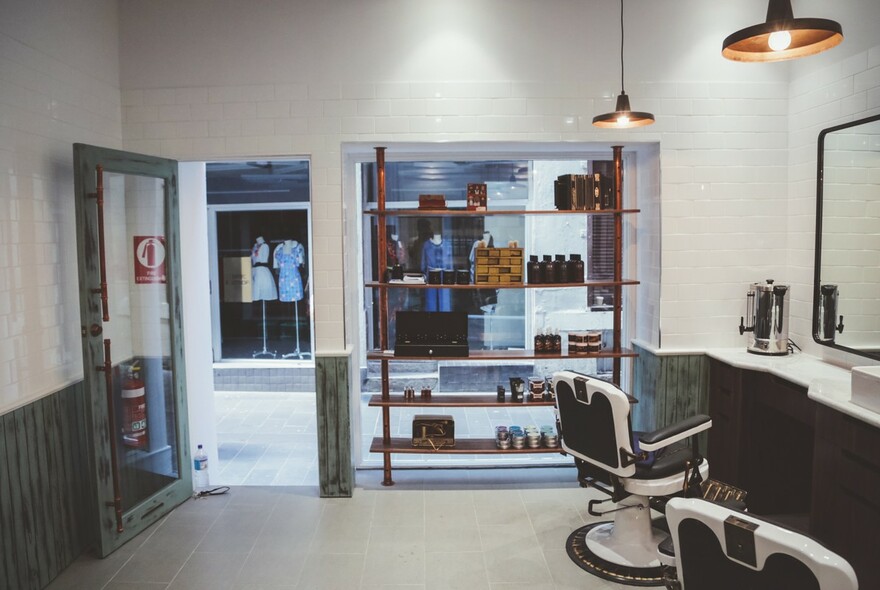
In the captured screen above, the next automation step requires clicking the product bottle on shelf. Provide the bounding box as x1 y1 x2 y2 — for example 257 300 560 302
540 255 552 283
193 444 209 489
553 255 566 283
527 255 543 284
570 254 585 283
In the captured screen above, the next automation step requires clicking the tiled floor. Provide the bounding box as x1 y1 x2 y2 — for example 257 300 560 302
47 468 634 590
215 391 319 486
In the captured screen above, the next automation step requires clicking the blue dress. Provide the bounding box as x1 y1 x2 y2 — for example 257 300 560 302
273 241 305 302
420 238 452 311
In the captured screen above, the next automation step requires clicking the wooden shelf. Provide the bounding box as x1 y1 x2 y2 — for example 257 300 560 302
368 394 555 408
367 347 637 362
365 279 639 290
363 208 640 217
370 437 564 455
367 145 632 486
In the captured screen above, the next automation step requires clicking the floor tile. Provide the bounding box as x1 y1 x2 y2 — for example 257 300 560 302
234 550 307 587
362 530 426 586
425 551 490 590
105 583 170 590
295 552 366 589
44 469 634 590
167 551 248 590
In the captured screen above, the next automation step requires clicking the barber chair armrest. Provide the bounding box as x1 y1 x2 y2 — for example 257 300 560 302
638 414 712 452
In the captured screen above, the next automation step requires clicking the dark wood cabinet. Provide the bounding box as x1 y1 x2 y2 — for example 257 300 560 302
740 371 815 517
707 360 816 516
707 358 746 485
812 404 880 590
708 358 879 589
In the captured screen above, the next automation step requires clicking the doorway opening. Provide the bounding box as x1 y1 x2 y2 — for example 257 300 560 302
205 160 318 485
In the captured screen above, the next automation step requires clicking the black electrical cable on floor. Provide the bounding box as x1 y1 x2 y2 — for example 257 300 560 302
193 486 230 499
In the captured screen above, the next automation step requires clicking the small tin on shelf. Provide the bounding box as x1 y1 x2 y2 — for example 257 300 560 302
528 376 546 402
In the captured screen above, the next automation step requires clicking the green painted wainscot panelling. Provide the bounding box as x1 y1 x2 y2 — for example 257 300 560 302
631 342 709 450
315 352 354 498
1 381 93 590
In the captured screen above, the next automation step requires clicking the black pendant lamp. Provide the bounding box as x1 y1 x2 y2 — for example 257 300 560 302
722 0 842 63
593 0 654 129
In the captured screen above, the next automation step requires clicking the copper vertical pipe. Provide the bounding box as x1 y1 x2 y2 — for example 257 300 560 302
97 339 124 533
375 147 394 485
612 146 624 385
376 147 388 354
90 165 110 321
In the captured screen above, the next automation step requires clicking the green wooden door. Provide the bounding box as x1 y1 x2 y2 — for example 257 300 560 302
73 144 192 557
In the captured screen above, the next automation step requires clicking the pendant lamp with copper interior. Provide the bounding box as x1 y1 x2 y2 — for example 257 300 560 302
722 0 842 63
593 0 654 129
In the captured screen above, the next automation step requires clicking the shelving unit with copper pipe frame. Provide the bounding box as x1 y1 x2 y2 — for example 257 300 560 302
368 146 634 486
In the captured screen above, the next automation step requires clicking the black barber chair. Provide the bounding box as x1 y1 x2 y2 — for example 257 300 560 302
660 497 858 590
553 370 712 586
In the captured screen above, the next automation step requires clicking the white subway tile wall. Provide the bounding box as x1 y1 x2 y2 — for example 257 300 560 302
0 2 122 413
117 48 880 356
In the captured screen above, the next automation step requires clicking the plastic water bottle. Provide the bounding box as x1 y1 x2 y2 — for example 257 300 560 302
193 444 209 489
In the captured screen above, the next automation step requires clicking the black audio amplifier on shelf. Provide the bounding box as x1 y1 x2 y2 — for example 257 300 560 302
394 311 469 357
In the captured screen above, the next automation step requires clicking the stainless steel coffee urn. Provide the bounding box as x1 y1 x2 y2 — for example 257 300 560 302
739 279 790 355
817 284 845 343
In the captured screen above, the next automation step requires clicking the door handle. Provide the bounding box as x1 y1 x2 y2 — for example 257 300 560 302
89 165 110 322
96 338 124 533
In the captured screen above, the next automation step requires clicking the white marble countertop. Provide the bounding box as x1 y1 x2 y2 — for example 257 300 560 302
705 348 879 429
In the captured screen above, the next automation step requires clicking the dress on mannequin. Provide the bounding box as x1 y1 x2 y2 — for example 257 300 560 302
274 239 305 302
386 227 407 343
251 236 277 358
469 231 498 312
386 228 406 269
251 237 278 301
421 233 452 312
273 239 309 359
468 231 494 282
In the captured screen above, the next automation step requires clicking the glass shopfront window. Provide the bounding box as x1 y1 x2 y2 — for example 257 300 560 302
207 161 312 361
354 150 631 468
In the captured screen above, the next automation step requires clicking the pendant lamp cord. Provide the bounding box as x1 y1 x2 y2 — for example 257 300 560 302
619 0 625 93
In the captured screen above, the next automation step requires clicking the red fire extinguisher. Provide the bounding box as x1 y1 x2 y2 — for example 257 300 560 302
121 362 148 448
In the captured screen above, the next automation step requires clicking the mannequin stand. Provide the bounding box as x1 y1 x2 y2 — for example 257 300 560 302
282 301 311 359
253 300 276 358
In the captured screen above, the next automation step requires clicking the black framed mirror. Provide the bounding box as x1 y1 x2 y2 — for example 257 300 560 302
813 113 880 359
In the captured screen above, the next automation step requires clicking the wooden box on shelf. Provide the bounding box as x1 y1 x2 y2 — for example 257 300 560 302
418 194 446 210
412 415 455 448
474 247 523 284
467 183 487 211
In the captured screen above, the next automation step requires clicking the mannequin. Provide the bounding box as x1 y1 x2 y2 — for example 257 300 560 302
386 225 406 268
468 231 494 282
421 231 452 311
469 230 498 316
251 236 278 358
274 239 309 359
385 226 407 342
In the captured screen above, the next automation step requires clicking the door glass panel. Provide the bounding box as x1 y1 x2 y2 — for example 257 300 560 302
104 172 179 511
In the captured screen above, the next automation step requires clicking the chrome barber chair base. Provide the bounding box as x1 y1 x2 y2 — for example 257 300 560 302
586 495 667 568
567 523 667 587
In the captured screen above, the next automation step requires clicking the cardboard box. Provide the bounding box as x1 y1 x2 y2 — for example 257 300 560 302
474 247 523 284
